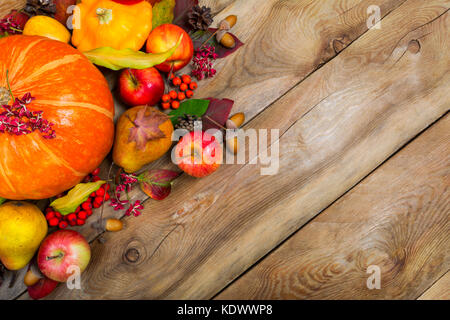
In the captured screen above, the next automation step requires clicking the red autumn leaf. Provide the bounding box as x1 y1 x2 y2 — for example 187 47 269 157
173 0 199 31
27 277 59 300
128 107 168 150
139 169 181 200
191 28 244 59
202 98 234 131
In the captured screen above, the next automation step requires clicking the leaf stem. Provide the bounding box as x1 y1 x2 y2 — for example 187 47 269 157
200 30 219 49
204 115 227 130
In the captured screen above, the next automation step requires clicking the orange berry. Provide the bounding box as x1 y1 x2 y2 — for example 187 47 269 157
169 90 178 99
171 101 180 109
189 82 198 90
181 74 191 84
162 102 171 109
178 92 186 101
169 73 175 80
180 83 188 92
161 94 170 103
172 77 182 86
186 90 194 98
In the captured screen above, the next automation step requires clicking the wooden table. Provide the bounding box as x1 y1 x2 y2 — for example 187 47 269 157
1 0 448 300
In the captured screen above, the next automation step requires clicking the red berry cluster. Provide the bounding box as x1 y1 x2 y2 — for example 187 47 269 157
83 167 101 183
44 168 111 229
161 74 198 110
45 184 111 229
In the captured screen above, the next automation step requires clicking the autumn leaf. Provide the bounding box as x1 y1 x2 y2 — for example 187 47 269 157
50 181 106 215
169 99 210 125
202 98 234 131
139 169 181 200
173 0 198 31
129 107 169 150
0 197 6 205
83 35 182 70
190 28 244 59
152 0 176 29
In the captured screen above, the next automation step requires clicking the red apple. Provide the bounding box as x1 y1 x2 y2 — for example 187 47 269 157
27 277 59 300
119 67 165 107
146 24 194 73
37 230 91 283
174 131 223 178
53 0 77 25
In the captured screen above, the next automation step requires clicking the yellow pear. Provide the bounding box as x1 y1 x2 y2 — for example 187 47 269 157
113 106 174 173
0 201 48 270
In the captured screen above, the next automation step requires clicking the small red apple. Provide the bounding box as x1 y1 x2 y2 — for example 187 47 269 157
53 0 77 25
27 277 59 300
119 67 165 107
146 24 194 73
174 131 223 178
37 230 91 283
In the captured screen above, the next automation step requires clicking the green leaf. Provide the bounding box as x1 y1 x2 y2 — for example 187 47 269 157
152 0 176 30
83 35 183 71
0 197 6 205
168 99 210 125
50 180 106 215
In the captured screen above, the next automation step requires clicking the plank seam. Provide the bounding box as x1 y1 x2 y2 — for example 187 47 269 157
416 269 450 299
211 111 449 300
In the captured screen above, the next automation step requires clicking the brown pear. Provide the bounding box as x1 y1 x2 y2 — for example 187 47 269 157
113 106 174 173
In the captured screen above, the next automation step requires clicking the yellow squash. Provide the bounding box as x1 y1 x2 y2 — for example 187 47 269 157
23 16 71 43
72 0 152 52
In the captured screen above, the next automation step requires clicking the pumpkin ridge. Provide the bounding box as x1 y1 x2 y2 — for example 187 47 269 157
12 54 84 88
34 100 114 120
9 38 47 81
28 135 86 177
0 139 17 193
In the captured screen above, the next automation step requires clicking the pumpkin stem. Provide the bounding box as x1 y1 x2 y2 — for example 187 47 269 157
96 8 113 25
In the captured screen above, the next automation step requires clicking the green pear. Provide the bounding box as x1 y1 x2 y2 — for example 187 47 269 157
0 201 48 270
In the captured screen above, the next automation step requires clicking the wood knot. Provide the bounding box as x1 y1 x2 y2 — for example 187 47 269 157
123 239 147 265
407 39 420 54
124 248 140 263
332 36 350 54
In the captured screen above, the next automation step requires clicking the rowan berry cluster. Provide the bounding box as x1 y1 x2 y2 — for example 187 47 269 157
161 74 198 109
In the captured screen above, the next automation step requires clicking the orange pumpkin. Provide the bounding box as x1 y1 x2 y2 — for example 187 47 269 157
0 35 114 200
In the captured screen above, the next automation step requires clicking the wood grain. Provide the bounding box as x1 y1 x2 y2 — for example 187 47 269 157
0 0 26 15
217 114 450 300
29 0 408 246
417 272 450 300
41 0 449 299
7 0 407 301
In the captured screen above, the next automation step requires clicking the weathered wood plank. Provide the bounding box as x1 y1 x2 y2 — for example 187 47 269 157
74 0 409 245
216 114 450 300
43 0 449 299
0 0 26 15
8 0 405 301
417 272 450 300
